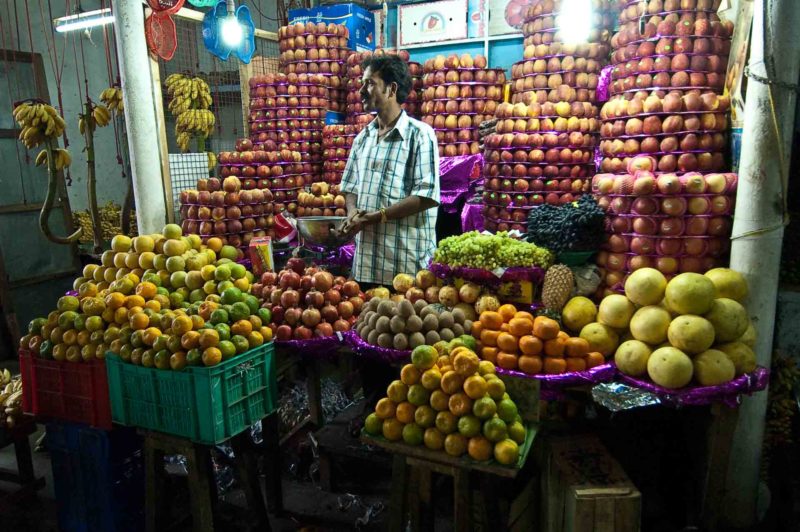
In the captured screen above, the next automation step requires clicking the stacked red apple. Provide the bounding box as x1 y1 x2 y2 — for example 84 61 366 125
252 258 364 341
247 73 327 178
296 181 347 218
512 0 617 106
278 22 350 112
592 156 737 296
598 90 730 174
480 100 595 230
178 175 276 249
420 54 505 157
345 49 424 132
608 0 731 98
321 124 361 185
217 144 307 216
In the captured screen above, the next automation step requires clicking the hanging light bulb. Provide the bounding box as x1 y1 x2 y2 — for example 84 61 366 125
54 8 114 33
220 0 243 47
556 0 593 44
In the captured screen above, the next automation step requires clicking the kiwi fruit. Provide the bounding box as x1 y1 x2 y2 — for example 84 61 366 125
367 329 380 345
420 306 436 319
377 300 395 317
452 308 466 324
390 316 406 334
368 313 380 329
376 316 391 334
393 333 409 350
367 298 381 312
406 315 424 333
439 328 455 342
425 330 441 345
377 333 393 348
451 323 464 337
438 311 455 330
398 299 415 319
463 320 473 334
409 332 426 349
423 313 439 332
413 299 428 314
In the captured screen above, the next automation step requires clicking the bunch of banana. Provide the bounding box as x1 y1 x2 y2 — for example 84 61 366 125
100 86 124 114
35 148 72 170
175 108 216 136
762 353 799 476
207 151 217 170
12 101 67 149
165 74 213 112
73 201 139 242
0 370 23 429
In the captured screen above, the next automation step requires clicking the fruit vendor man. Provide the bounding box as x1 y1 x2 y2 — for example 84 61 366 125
339 55 440 287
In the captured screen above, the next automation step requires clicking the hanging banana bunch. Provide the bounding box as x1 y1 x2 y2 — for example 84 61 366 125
12 100 81 244
164 73 216 152
207 151 217 170
100 86 124 114
12 101 67 149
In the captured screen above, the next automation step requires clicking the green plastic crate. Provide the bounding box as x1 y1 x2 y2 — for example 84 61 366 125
105 343 276 444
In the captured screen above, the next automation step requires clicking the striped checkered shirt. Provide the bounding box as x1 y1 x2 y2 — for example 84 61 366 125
340 111 440 285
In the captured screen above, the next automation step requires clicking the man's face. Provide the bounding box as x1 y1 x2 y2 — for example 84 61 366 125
360 67 394 113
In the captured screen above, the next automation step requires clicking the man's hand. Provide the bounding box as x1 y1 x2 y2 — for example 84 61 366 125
339 209 376 238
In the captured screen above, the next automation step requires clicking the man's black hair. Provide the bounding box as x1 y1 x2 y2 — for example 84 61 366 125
361 54 412 104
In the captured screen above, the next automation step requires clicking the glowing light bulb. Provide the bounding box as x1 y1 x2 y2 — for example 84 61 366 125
556 0 593 44
221 15 243 47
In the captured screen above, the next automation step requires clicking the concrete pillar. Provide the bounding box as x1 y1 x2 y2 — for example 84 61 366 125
111 0 168 234
724 0 800 526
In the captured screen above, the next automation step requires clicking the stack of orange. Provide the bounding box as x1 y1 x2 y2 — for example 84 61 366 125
472 304 605 375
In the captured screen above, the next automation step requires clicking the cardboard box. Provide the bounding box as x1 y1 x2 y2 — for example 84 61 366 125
289 3 376 51
541 435 641 532
325 111 346 125
398 0 469 46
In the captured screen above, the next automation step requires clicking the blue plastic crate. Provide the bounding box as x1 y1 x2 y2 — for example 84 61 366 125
46 422 144 532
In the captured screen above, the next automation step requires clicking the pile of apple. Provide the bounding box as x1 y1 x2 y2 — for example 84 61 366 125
247 73 327 171
346 49 424 128
512 0 617 106
321 124 359 185
277 22 351 112
296 182 347 218
251 258 364 341
179 174 275 248
420 54 505 157
216 142 307 217
598 91 730 174
609 0 732 97
592 156 737 295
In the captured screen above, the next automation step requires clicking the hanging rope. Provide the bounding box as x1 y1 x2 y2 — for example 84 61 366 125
0 15 29 203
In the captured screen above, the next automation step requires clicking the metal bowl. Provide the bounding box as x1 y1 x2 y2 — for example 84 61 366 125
296 216 352 249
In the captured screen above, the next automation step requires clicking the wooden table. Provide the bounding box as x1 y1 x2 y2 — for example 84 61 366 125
362 425 537 532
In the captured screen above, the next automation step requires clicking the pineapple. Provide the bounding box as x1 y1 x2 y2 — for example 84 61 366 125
541 264 574 312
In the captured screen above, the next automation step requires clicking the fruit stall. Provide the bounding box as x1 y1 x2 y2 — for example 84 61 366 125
0 0 798 531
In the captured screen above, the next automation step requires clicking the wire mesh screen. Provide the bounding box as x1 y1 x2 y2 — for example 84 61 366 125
157 17 280 221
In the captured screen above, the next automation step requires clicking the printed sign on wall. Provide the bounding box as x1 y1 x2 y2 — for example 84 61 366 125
398 0 469 46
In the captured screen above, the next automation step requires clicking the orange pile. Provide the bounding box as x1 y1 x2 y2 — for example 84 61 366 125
472 304 605 375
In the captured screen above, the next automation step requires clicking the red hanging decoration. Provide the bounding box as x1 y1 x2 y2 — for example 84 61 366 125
145 11 178 61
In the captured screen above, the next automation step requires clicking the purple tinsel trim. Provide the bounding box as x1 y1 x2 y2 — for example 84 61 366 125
66 290 78 297
496 362 616 391
344 330 411 364
617 366 770 408
461 202 485 233
439 154 484 213
597 65 613 103
274 334 346 359
428 262 546 286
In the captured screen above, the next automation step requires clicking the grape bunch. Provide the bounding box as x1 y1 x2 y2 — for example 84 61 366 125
526 195 606 254
434 231 554 270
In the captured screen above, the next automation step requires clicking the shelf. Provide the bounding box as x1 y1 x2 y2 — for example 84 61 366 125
400 33 522 50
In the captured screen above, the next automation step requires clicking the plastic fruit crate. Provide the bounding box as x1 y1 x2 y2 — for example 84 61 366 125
19 349 112 429
47 421 144 532
105 342 276 444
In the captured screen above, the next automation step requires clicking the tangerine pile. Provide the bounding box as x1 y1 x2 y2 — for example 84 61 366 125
364 339 526 466
472 304 606 375
20 224 272 369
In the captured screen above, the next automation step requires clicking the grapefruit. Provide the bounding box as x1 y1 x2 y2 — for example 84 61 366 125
597 294 636 329
647 347 693 389
629 306 671 345
703 298 749 342
704 268 748 302
493 439 520 466
561 296 598 333
579 322 619 356
665 273 716 315
624 268 667 306
716 342 757 376
614 340 652 377
693 349 735 386
667 315 715 354
737 323 757 348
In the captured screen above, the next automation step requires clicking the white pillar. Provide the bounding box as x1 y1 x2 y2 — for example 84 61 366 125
112 0 168 234
724 0 800 526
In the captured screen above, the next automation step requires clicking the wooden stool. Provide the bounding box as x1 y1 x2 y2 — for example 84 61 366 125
0 416 45 512
143 422 275 532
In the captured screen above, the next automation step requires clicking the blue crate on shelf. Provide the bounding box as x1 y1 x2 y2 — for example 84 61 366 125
46 422 144 532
